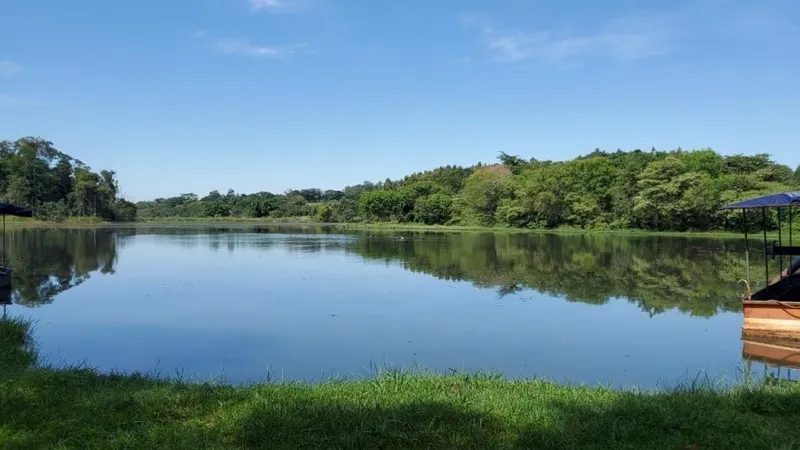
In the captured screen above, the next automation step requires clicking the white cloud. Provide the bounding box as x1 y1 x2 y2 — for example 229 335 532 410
0 61 22 78
460 13 670 64
214 38 307 57
461 1 795 65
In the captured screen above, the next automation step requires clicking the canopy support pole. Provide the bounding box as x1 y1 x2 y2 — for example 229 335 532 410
763 207 769 285
744 208 751 287
779 207 784 279
791 207 795 286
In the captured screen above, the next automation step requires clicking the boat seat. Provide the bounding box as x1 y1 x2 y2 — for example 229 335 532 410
767 245 800 257
751 273 800 301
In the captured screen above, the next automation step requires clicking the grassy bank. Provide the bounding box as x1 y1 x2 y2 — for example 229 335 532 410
139 216 318 224
3 216 111 227
7 216 796 239
331 222 771 238
134 218 769 238
2 317 800 449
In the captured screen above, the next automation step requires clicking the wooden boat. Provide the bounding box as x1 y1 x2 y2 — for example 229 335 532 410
0 202 33 288
721 192 800 341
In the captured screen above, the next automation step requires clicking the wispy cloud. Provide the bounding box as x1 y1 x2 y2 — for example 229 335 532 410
248 0 307 14
0 60 23 78
460 13 670 64
0 94 42 109
213 38 307 58
250 0 282 8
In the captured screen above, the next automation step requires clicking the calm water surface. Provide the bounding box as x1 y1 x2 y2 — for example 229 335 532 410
2 225 792 388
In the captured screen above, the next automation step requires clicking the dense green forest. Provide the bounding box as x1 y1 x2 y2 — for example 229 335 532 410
3 136 797 231
137 148 799 232
0 137 136 221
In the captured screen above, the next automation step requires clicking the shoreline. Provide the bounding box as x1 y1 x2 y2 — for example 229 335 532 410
2 217 778 239
1 317 799 449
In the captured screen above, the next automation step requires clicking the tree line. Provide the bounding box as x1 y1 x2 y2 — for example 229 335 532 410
4 136 795 231
0 137 136 221
138 147 799 232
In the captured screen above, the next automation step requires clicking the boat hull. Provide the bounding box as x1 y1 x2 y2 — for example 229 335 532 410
743 300 800 342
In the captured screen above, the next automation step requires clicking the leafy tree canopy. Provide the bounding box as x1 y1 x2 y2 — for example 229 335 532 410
0 137 136 222
131 145 798 232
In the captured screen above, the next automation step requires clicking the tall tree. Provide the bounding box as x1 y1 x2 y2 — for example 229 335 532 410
498 152 529 175
0 137 133 221
458 166 513 225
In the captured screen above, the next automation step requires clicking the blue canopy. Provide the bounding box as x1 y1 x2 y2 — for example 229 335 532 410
720 192 800 210
0 203 33 217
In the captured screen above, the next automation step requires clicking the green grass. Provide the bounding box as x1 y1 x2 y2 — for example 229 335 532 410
2 317 800 449
0 317 37 369
139 218 795 239
124 218 769 239
330 222 781 239
139 216 317 224
7 216 796 240
5 216 317 228
4 216 111 227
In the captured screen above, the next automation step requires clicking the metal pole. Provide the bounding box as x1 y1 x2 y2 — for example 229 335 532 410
743 209 751 286
763 207 769 285
778 207 784 278
2 214 5 267
791 207 795 286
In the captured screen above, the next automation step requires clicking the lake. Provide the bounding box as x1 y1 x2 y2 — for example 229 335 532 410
1 225 792 388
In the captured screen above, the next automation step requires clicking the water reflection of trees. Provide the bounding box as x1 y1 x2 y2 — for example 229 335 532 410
3 225 760 317
4 228 120 307
130 226 757 317
344 233 756 317
140 228 350 254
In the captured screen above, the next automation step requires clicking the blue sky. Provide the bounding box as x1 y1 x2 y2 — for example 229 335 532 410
1 0 798 201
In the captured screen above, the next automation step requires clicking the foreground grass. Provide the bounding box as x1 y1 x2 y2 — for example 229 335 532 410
2 318 800 449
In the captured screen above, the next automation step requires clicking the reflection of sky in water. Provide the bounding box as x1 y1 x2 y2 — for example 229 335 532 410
11 231 793 388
